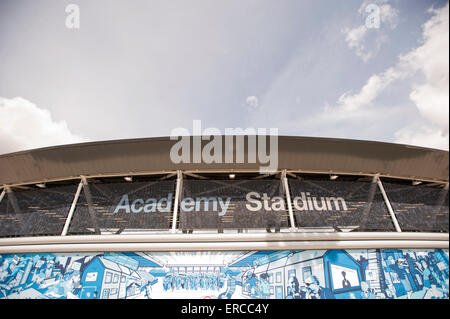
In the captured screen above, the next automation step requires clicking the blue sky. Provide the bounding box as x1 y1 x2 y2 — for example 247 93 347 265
0 0 448 154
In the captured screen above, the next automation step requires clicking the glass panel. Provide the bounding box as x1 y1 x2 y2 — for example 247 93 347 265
382 181 449 232
288 178 395 232
68 180 175 234
180 179 290 232
0 185 77 237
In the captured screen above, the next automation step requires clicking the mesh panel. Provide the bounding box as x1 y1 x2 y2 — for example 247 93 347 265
180 179 290 231
68 181 175 234
0 185 77 237
382 181 449 232
288 179 395 231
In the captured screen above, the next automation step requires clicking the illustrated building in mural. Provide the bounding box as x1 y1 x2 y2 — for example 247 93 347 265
0 136 448 299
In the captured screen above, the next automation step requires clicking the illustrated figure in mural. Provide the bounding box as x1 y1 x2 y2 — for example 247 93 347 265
358 255 369 276
412 261 425 289
387 256 413 299
359 281 376 299
218 268 241 299
212 274 219 291
304 275 335 299
419 259 440 290
420 259 434 288
163 274 172 291
341 271 351 288
259 273 270 299
218 274 236 299
140 281 153 299
405 254 423 290
199 273 205 289
286 276 305 299
244 271 259 298
195 273 201 290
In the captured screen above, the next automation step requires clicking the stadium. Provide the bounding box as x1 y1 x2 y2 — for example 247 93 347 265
0 136 448 299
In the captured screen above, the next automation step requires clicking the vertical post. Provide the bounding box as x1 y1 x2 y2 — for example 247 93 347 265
377 178 402 232
5 186 21 214
281 170 296 231
61 179 84 236
0 188 5 205
80 176 101 235
359 174 379 231
171 170 183 233
0 187 5 232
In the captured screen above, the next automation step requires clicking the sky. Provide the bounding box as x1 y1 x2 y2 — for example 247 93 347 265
0 0 448 155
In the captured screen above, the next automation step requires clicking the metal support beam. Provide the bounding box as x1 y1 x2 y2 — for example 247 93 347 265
171 170 183 233
80 176 101 235
61 180 84 236
377 178 402 232
5 186 21 215
359 174 379 231
281 170 296 231
0 188 5 205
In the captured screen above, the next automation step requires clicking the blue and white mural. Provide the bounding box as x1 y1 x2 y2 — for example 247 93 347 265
0 249 448 299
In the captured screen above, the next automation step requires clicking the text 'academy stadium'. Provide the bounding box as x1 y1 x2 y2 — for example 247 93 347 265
0 136 448 300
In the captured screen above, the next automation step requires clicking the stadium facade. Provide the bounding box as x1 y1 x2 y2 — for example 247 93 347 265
0 136 448 299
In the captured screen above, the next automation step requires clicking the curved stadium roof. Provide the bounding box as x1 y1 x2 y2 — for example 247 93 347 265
0 136 448 186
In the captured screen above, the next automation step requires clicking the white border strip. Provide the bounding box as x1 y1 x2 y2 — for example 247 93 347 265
1 232 448 246
0 239 447 254
0 232 447 253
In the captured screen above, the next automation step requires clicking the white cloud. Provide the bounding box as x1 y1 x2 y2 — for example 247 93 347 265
379 3 399 28
0 97 88 154
394 125 448 150
245 95 259 109
343 25 372 62
334 66 405 113
393 4 449 149
322 3 449 150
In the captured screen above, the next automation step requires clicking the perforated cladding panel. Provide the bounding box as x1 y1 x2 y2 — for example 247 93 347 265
288 179 396 231
382 182 449 232
180 179 290 230
0 185 77 237
68 180 176 234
